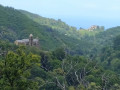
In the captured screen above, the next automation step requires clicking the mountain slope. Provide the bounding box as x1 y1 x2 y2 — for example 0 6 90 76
91 26 120 49
0 5 94 55
0 5 69 50
20 10 81 39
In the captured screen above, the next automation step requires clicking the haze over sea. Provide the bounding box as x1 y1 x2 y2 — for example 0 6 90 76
0 0 120 29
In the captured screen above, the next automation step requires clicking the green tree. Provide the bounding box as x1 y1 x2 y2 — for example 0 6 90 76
87 82 101 90
68 86 75 90
0 46 40 90
114 35 120 50
52 48 66 61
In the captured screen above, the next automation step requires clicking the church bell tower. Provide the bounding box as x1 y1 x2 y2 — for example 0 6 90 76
29 34 33 46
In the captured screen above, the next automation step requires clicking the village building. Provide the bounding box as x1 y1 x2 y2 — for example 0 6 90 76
14 34 39 47
88 25 99 31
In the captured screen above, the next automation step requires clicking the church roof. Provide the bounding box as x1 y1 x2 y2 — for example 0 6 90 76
22 39 29 42
33 39 38 42
15 40 24 43
16 39 38 43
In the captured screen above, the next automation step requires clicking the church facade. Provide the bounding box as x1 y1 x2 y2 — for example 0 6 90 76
14 34 39 47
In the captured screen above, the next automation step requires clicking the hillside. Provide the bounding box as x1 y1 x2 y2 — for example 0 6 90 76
19 10 110 56
0 5 69 50
0 5 95 55
83 26 120 48
20 10 81 39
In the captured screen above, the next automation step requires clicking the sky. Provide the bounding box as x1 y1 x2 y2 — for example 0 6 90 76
0 0 120 29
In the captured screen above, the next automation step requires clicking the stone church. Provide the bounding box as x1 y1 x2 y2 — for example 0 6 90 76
14 34 39 47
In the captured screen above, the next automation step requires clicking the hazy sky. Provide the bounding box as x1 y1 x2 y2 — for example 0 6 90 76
0 0 120 29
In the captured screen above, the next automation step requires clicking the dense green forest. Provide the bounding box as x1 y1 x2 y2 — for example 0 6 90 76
0 5 120 90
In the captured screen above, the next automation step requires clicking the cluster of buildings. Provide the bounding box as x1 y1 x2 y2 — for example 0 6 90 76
88 25 99 31
79 25 104 31
88 25 104 31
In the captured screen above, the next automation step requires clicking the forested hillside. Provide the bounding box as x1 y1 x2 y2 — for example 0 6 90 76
82 26 120 56
20 10 81 39
21 10 119 55
0 5 93 54
0 5 120 90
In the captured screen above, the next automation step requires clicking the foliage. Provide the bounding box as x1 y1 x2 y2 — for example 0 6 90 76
0 4 120 90
0 46 40 89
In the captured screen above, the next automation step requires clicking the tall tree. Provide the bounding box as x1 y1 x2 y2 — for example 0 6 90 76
0 46 41 90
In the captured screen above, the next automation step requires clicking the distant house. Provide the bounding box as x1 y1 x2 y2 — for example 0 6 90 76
88 25 104 31
88 25 99 31
14 34 39 47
